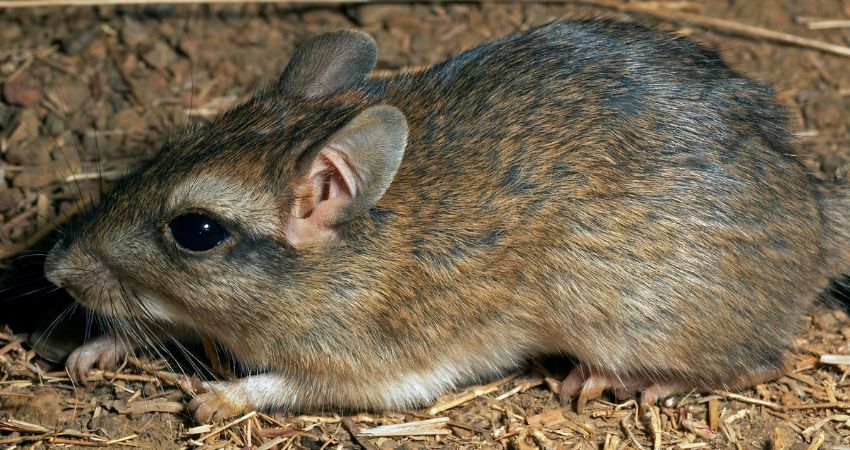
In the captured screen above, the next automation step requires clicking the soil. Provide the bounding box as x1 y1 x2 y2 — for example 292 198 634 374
1 1 850 449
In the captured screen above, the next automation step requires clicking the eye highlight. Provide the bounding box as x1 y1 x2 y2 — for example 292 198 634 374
167 213 230 252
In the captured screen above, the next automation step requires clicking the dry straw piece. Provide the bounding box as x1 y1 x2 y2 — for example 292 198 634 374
820 354 850 366
357 417 451 437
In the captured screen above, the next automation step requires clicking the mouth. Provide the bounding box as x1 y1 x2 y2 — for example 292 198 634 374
45 265 94 307
57 279 104 310
60 283 82 301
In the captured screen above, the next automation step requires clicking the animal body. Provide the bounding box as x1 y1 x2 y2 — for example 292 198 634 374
45 20 850 422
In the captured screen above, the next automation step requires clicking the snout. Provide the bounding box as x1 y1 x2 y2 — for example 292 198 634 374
44 243 69 288
44 241 89 301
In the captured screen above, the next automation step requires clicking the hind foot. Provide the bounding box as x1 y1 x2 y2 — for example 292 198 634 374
559 363 786 414
560 365 686 414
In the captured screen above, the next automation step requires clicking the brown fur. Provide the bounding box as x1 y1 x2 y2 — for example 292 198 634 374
45 20 849 420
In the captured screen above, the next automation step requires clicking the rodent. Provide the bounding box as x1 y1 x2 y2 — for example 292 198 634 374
43 19 850 422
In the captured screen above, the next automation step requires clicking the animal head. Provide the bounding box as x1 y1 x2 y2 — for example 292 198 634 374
44 30 407 340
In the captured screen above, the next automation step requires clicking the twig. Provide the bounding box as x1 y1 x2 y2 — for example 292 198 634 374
806 20 850 30
648 406 662 450
801 414 850 441
195 411 257 443
0 418 51 434
428 372 520 414
678 443 710 449
255 436 287 450
620 412 646 450
49 437 100 446
714 390 784 411
104 434 140 446
185 425 212 435
358 418 451 437
529 429 558 448
495 377 545 401
0 418 149 448
572 0 850 58
84 370 159 383
820 354 850 366
0 0 362 7
342 418 378 450
785 402 850 410
807 431 825 450
0 338 22 356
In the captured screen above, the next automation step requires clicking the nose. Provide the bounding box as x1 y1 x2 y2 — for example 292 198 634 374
44 243 68 288
44 244 87 301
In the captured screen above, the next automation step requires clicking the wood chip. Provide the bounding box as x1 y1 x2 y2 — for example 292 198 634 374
772 424 797 450
527 409 567 428
708 398 720 430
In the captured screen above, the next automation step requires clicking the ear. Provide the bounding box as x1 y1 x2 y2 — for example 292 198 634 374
286 105 407 248
279 30 377 98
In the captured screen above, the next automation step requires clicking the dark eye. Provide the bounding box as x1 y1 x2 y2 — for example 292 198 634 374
167 213 230 252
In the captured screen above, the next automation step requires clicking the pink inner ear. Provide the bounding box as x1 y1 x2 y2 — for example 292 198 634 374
314 147 358 197
292 148 358 223
286 149 358 248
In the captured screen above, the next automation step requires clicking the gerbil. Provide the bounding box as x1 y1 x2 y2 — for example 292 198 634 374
44 20 850 422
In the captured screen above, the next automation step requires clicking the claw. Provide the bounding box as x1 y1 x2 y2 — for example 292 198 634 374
65 333 129 383
576 373 609 413
187 381 251 423
559 365 658 414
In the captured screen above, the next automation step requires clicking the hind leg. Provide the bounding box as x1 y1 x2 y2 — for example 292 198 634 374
639 364 784 409
560 364 655 413
560 363 785 414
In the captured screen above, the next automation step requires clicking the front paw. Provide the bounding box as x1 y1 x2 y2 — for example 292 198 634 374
188 381 253 423
66 333 130 383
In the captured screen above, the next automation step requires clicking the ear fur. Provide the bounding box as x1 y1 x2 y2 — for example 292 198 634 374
286 105 407 248
279 30 377 98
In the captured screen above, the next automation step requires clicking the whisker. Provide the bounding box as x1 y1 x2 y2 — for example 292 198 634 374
124 285 215 381
0 284 59 304
41 57 95 216
31 301 78 350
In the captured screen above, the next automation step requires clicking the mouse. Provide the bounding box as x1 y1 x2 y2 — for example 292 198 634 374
43 19 849 422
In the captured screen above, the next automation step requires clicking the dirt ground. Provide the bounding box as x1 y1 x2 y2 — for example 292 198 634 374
2 0 850 448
